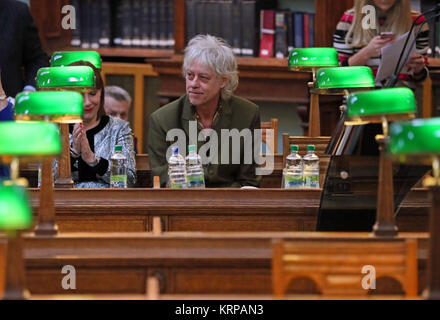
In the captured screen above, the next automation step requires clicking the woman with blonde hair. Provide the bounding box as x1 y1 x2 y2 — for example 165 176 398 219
333 0 430 86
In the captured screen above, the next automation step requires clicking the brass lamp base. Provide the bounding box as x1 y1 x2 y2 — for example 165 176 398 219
373 135 398 237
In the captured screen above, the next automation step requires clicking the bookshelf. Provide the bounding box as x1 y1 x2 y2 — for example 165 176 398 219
30 0 354 57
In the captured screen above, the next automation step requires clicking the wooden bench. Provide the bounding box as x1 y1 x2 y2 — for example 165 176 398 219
2 232 427 296
273 238 418 298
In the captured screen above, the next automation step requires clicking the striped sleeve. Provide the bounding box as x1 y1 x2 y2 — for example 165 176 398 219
333 9 356 65
412 11 430 55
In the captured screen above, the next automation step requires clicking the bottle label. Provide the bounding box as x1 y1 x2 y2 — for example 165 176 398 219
304 174 319 188
284 175 303 188
110 174 127 188
170 183 186 189
187 174 205 188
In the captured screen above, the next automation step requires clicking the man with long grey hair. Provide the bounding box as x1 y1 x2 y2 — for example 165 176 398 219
148 34 261 188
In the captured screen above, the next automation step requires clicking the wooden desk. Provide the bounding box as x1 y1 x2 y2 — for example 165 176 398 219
28 189 320 232
8 232 429 295
27 187 429 233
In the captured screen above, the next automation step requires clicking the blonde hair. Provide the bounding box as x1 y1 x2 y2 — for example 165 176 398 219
182 34 238 100
346 0 412 47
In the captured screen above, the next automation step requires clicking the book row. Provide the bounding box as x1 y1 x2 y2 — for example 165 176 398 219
70 0 174 49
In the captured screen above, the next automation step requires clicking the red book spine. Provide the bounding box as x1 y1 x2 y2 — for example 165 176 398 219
303 13 310 48
259 10 275 58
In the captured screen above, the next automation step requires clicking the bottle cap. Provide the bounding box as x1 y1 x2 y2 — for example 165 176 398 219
114 145 122 152
188 145 196 152
307 145 315 152
290 145 299 152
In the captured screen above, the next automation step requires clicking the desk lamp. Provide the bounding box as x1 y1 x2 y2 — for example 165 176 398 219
50 51 102 69
312 66 375 155
0 122 61 299
36 66 94 188
389 117 440 299
288 48 339 137
346 87 417 236
15 91 83 235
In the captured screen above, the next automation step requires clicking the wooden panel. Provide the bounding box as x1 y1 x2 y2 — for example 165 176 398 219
30 0 71 54
168 216 302 232
174 0 185 53
172 268 270 294
56 217 148 232
21 232 429 295
0 239 6 297
314 0 354 47
28 269 146 294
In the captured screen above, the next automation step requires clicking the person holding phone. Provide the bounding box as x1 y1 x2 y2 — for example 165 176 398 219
333 0 429 87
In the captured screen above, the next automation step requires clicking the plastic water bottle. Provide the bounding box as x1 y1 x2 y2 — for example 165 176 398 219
303 145 320 188
186 145 205 188
110 145 127 188
168 146 186 189
283 145 303 189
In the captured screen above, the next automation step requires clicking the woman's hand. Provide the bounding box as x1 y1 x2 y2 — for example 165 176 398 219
77 126 95 164
406 54 426 74
348 36 394 66
72 123 83 155
362 36 394 59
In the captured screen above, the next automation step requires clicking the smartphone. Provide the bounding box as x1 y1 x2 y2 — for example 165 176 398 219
380 32 395 40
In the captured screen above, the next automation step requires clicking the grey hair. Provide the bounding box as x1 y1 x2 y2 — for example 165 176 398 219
182 34 238 100
104 85 132 106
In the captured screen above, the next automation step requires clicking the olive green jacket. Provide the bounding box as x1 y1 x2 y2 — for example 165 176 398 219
148 94 261 188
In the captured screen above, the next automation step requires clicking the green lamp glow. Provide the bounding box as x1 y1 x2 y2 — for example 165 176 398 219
0 185 33 230
389 118 440 300
15 91 83 123
36 66 95 91
389 118 440 165
315 66 375 92
288 48 339 71
50 51 102 69
0 122 61 158
346 87 416 123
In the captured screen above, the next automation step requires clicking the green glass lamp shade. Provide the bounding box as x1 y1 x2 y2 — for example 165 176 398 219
50 51 102 69
346 87 416 123
0 122 61 159
288 48 339 71
36 66 95 91
389 118 440 163
15 91 83 123
315 66 374 90
0 184 33 230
